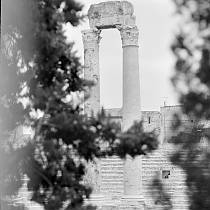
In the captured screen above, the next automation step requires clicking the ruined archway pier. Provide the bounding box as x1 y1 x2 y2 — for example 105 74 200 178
82 1 144 209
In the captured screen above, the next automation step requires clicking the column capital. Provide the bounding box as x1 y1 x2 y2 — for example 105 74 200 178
82 29 101 49
117 25 139 47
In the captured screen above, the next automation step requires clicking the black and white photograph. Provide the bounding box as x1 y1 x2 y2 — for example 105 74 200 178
1 0 210 209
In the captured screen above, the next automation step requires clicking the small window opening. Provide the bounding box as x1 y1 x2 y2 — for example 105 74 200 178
162 170 170 179
191 120 194 122
148 117 151 124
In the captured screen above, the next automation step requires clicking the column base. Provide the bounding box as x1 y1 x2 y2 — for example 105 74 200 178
119 195 145 210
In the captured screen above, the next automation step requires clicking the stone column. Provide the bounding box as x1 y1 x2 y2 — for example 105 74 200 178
119 25 144 209
82 29 101 116
82 29 105 207
120 26 141 130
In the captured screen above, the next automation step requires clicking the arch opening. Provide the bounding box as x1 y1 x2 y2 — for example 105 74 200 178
99 29 123 109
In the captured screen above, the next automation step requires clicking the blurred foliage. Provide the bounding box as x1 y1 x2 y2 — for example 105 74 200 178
151 178 172 210
171 0 210 120
0 1 158 210
168 0 210 209
151 0 210 209
170 125 210 210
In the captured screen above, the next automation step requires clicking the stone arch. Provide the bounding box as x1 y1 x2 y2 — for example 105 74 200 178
82 1 143 209
82 1 141 130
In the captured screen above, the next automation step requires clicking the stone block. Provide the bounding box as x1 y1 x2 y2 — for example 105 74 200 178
88 1 135 29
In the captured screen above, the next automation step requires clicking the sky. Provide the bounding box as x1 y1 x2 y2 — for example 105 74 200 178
66 0 180 111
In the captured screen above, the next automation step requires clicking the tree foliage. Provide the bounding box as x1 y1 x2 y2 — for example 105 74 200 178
169 0 210 209
0 1 157 209
171 0 210 119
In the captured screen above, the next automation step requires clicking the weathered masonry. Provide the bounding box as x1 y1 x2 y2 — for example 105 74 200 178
82 0 141 130
82 1 144 209
82 1 190 210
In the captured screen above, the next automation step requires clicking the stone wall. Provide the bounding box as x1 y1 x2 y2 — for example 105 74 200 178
106 105 191 210
141 106 190 209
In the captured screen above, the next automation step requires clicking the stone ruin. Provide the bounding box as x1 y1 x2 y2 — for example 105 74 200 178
82 1 190 210
82 1 141 131
2 2 192 210
82 1 144 209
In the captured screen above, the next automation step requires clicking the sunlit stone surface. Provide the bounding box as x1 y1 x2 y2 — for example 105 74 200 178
82 1 190 210
83 1 144 209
